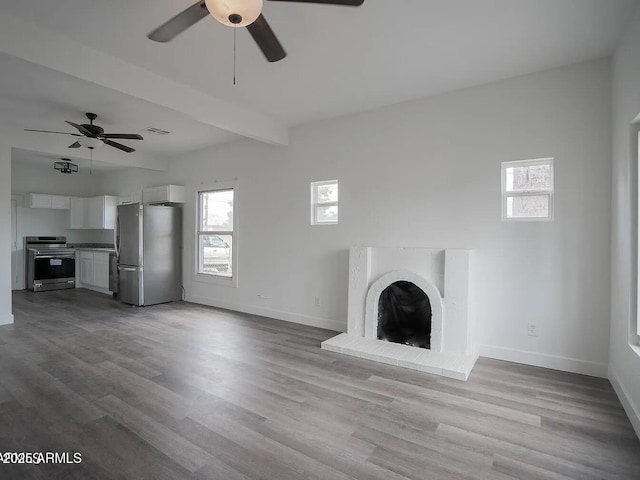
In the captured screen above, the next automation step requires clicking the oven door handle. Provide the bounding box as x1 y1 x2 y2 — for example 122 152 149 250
35 255 76 259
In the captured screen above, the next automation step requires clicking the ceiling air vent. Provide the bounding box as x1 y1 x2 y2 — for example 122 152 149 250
142 127 171 136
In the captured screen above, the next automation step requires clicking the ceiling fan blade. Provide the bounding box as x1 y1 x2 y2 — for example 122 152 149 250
101 134 144 140
267 0 364 5
246 14 287 63
68 141 81 149
65 121 94 137
103 139 135 153
148 1 210 43
24 129 80 136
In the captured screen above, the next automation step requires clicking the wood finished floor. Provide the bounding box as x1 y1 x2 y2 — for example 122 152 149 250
0 290 638 480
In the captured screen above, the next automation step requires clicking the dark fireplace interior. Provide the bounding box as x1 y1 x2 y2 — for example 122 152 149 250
377 281 431 349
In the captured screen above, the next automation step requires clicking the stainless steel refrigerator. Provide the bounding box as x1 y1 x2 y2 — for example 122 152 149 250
115 203 182 306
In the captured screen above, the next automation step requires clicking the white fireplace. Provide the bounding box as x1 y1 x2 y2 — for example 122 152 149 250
321 247 478 380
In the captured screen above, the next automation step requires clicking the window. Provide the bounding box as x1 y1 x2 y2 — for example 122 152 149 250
502 158 554 221
197 187 234 279
637 130 640 339
311 180 338 225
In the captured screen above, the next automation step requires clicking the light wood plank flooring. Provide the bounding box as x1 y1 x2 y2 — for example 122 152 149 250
0 289 638 479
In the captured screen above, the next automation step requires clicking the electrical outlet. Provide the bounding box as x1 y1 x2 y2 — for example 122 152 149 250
527 323 538 337
314 296 321 307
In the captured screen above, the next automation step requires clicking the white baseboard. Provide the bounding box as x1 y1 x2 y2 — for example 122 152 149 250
0 313 14 326
479 344 608 378
609 366 640 440
185 294 346 333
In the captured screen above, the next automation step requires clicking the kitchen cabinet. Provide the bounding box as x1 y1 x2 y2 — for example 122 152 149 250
76 250 111 293
78 251 94 286
69 195 117 229
93 252 110 289
70 197 87 229
142 185 185 204
26 193 70 209
118 191 142 205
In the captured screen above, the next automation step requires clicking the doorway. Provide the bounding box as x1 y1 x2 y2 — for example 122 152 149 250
10 195 21 290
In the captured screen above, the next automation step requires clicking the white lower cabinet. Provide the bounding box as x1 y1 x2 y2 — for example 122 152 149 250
79 251 94 286
76 251 111 294
93 253 110 289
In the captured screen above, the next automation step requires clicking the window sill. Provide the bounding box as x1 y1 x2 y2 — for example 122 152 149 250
630 344 640 360
192 272 238 288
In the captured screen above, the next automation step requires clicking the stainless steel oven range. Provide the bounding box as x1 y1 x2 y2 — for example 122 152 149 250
25 236 76 292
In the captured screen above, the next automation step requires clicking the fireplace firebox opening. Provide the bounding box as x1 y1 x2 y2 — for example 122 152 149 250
377 281 432 349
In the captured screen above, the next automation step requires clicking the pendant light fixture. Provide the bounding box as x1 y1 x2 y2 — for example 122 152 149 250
54 159 78 174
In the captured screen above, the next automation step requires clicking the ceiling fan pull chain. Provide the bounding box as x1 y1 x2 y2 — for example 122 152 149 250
233 26 237 86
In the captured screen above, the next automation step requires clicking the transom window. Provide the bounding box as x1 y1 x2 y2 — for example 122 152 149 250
502 158 554 221
197 188 234 278
311 180 338 225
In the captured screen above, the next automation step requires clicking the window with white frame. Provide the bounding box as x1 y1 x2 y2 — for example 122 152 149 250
502 158 554 220
636 131 640 339
311 180 338 225
197 188 234 278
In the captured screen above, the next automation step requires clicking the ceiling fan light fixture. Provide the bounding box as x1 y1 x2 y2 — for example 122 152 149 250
205 0 263 27
78 136 103 150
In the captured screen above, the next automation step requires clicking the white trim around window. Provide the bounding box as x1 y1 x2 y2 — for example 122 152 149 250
193 181 238 288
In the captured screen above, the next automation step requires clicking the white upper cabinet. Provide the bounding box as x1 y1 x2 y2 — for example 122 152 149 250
69 195 118 229
70 197 87 229
142 185 185 204
26 193 70 209
118 191 142 206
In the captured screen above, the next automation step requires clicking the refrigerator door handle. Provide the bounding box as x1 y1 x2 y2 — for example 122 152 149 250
118 266 137 272
114 215 120 258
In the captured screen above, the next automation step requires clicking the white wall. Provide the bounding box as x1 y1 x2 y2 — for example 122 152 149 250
99 58 614 376
0 140 12 324
609 5 640 438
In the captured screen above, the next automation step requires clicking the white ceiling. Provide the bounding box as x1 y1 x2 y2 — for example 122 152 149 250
0 52 240 157
12 148 129 174
0 0 636 172
0 0 635 127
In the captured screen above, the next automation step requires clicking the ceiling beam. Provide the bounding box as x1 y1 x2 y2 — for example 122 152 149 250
0 11 289 147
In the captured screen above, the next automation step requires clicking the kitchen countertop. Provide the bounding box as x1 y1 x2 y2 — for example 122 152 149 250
76 247 116 252
75 247 116 253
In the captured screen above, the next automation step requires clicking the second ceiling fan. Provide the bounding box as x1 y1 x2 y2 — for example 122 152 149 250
148 0 365 63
